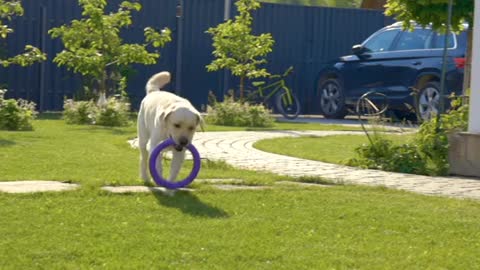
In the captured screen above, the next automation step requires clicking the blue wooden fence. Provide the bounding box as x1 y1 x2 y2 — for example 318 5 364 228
0 0 391 113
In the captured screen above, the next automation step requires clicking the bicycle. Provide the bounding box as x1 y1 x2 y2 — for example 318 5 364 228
247 66 301 119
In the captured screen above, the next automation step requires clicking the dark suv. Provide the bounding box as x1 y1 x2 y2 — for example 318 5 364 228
316 22 468 120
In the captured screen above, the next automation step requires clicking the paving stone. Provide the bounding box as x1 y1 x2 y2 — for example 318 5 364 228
276 181 332 188
101 186 192 195
212 184 271 191
195 178 244 184
0 181 79 193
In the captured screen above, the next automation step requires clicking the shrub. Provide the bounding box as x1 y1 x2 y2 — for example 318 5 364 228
0 89 37 131
347 135 426 174
95 97 130 126
63 99 96 125
63 97 130 126
205 92 274 127
414 95 468 175
347 94 469 176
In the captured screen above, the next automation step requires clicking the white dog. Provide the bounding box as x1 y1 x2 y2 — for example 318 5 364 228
137 71 203 185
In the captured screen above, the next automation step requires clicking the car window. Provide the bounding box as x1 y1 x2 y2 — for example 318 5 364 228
363 29 399 53
430 32 455 49
392 29 431 51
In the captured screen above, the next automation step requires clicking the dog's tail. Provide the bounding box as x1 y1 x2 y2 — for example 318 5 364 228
145 71 171 94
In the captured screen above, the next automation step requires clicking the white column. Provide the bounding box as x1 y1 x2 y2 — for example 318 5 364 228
469 0 480 133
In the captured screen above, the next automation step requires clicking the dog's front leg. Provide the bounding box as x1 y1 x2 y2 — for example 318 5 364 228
169 150 186 182
139 137 150 184
147 133 165 185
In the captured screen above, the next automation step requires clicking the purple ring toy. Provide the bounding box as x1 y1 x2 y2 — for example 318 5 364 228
148 138 201 189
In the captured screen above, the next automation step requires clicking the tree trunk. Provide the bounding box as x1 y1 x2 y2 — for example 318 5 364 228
239 75 245 100
96 72 108 107
360 0 386 10
463 28 473 97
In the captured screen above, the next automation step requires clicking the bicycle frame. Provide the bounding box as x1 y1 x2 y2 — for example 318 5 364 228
256 78 294 105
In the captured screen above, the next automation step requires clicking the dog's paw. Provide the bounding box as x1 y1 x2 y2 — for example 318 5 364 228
140 178 154 187
164 189 176 197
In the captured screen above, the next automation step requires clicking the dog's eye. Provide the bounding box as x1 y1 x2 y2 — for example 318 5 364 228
174 124 181 128
188 126 195 131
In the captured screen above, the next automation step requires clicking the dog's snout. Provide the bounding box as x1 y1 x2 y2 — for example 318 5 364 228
179 137 189 146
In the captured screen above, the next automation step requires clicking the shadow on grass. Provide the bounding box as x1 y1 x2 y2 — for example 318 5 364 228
37 112 63 120
68 126 131 135
152 189 229 218
0 139 16 147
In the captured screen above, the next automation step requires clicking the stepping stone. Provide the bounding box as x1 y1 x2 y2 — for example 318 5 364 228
276 181 333 187
196 178 244 184
101 186 192 195
212 184 271 191
0 181 79 193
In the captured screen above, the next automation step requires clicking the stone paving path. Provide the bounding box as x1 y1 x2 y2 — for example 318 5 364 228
191 131 480 200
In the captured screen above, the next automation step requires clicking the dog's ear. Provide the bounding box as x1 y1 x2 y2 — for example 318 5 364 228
161 105 176 123
196 112 205 132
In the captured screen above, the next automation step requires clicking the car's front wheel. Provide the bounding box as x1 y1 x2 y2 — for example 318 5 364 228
318 78 347 119
417 81 441 121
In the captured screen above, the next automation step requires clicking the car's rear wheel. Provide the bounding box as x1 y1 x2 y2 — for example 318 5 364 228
417 81 441 121
318 78 347 119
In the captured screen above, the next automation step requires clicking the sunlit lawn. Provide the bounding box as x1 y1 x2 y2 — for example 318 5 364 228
254 134 414 164
205 121 364 131
1 117 479 269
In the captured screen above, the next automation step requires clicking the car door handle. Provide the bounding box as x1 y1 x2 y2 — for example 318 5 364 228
412 61 422 66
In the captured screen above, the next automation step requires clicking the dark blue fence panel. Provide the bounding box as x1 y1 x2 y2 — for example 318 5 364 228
0 0 176 111
1 0 44 106
249 3 390 114
0 0 391 114
115 0 177 109
179 0 225 111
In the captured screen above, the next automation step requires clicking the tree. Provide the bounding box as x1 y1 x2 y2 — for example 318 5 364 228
49 0 171 100
206 0 274 99
385 0 474 91
0 0 46 67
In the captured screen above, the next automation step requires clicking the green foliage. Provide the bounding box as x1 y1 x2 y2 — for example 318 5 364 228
95 97 130 126
205 91 274 127
348 95 469 176
0 0 46 67
347 135 427 174
385 0 473 32
63 99 96 125
415 95 469 175
0 89 37 131
206 0 274 99
63 97 130 126
49 0 171 96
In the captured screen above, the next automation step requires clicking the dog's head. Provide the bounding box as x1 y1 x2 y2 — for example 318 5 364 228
163 104 204 151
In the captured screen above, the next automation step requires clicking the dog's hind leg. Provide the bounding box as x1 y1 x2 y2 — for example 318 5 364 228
168 150 186 182
138 135 150 183
137 113 151 183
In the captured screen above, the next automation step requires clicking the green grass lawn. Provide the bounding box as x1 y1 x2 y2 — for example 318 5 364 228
1 118 480 269
205 121 364 131
254 134 414 164
0 116 285 187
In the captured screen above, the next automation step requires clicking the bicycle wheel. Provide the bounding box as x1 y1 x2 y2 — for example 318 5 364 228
275 89 301 119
